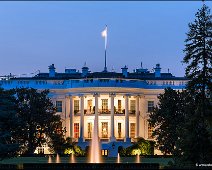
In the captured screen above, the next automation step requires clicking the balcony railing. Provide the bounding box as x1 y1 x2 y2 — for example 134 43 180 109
74 110 80 114
115 109 125 114
99 109 111 114
84 109 94 115
129 110 136 114
74 109 136 115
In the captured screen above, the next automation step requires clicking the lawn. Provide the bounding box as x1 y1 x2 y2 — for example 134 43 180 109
0 156 173 168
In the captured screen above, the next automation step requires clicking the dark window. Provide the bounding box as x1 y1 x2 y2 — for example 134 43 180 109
56 101 62 112
148 101 154 112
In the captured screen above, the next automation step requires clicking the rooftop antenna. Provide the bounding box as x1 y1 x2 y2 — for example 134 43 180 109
141 62 143 68
168 68 170 73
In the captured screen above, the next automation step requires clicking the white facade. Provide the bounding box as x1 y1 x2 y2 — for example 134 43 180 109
0 64 187 156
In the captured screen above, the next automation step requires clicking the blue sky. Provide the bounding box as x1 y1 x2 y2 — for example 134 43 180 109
0 1 211 77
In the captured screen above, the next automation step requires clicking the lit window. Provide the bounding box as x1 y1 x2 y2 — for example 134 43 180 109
74 100 80 114
148 124 154 139
148 101 154 112
87 100 92 113
118 123 122 138
74 123 79 138
101 122 108 138
56 101 62 112
118 100 122 113
101 149 108 156
101 99 108 113
88 122 92 138
130 123 135 138
130 100 136 114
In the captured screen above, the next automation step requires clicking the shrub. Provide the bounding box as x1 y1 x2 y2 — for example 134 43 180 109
119 137 154 156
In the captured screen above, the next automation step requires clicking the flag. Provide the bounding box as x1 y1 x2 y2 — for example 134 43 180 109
101 26 107 49
101 27 107 37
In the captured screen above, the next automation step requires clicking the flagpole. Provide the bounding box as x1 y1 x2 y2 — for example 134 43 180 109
104 49 107 72
104 25 107 72
102 25 107 72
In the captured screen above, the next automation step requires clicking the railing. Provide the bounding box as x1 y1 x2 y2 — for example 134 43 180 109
74 110 80 114
74 109 136 115
84 109 94 115
129 110 136 114
99 109 111 114
115 109 125 114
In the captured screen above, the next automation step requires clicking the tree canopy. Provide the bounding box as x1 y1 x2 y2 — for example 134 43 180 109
149 4 212 167
13 88 65 155
180 4 212 164
148 88 185 155
0 88 20 160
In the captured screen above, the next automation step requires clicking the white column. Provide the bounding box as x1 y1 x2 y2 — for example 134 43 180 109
135 95 140 138
70 95 73 140
79 95 84 142
125 95 130 142
110 93 116 141
140 95 146 138
65 95 70 138
94 93 99 137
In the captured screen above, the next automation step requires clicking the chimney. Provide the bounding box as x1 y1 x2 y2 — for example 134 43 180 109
154 63 161 78
82 62 89 77
48 64 56 77
121 65 128 77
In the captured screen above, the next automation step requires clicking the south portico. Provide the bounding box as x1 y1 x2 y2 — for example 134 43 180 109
50 87 163 156
64 92 144 143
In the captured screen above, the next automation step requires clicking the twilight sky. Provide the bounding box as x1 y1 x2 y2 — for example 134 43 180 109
0 1 211 77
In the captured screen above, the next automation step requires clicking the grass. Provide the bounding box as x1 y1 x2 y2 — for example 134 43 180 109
0 156 173 168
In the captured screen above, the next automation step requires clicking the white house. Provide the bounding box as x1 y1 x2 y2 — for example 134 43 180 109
0 63 187 156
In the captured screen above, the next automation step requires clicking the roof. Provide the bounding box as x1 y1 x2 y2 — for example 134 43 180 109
9 71 188 81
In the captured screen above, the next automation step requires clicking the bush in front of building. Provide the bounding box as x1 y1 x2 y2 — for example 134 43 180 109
64 145 85 156
119 138 154 156
63 138 85 156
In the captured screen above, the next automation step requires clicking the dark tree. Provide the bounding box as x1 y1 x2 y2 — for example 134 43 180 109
14 88 65 155
183 4 212 94
47 123 67 155
148 88 185 155
180 4 212 164
0 88 19 160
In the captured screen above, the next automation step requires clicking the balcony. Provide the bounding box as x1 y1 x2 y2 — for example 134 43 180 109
74 110 80 115
115 109 125 115
99 109 111 114
74 109 135 115
129 110 136 115
84 109 94 115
